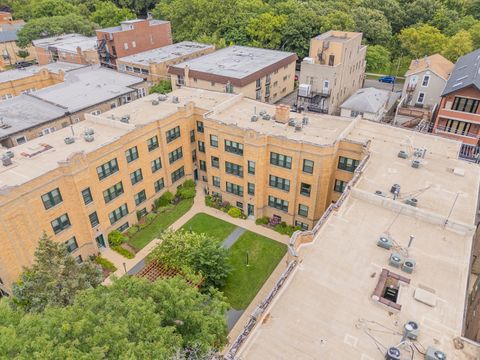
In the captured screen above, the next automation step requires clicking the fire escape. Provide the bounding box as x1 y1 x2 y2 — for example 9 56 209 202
97 38 112 68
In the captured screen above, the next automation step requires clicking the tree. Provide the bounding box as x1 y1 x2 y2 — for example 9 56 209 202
353 7 392 45
246 12 287 49
149 80 172 94
319 10 356 33
196 33 227 49
361 0 406 33
16 14 96 47
148 230 231 289
114 0 157 16
469 22 480 49
444 15 479 36
16 49 29 60
11 233 102 313
430 6 460 32
398 24 447 59
90 1 135 28
441 30 473 62
0 276 228 358
366 45 391 72
404 0 441 27
30 0 79 18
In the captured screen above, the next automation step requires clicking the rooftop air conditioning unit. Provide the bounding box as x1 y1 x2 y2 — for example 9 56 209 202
64 137 75 144
302 116 309 125
2 155 12 166
412 159 421 168
402 258 416 274
172 96 179 103
152 99 159 105
295 123 302 131
390 184 401 196
120 115 130 123
303 57 314 64
262 114 271 120
404 197 418 207
84 128 94 136
377 236 393 250
4 150 13 158
259 110 267 116
425 347 446 360
404 321 419 340
398 150 408 159
389 253 403 268
375 190 387 197
158 94 167 101
251 115 258 122
385 347 401 360
84 134 94 142
288 119 296 127
298 84 311 97
414 148 425 158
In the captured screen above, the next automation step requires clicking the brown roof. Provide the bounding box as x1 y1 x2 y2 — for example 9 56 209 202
136 260 200 287
405 54 454 80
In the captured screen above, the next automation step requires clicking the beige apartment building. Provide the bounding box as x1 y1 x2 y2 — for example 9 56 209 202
117 41 215 84
0 88 365 292
169 45 297 103
33 34 99 66
298 31 366 115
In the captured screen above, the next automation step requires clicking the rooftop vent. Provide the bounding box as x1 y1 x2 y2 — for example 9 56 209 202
84 128 94 136
402 259 416 274
2 155 12 167
377 236 393 250
64 137 75 145
294 122 302 132
288 119 296 127
120 115 130 123
262 113 271 120
375 190 387 197
390 184 401 196
398 150 408 159
152 99 159 105
251 115 258 122
4 151 13 159
389 253 403 268
84 134 94 142
403 321 419 340
404 197 418 207
412 159 421 169
385 347 401 360
302 116 309 125
259 110 267 116
158 94 167 101
172 96 179 103
425 346 446 360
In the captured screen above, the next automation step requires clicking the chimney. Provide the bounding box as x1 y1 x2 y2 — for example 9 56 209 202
184 65 190 87
275 104 290 124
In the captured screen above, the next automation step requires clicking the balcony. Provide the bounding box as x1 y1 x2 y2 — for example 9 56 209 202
459 143 480 162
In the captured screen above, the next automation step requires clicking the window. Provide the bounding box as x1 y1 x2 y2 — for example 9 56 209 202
225 140 243 155
248 182 255 195
151 158 162 173
133 67 141 73
137 208 147 217
303 159 314 174
154 178 165 192
270 152 292 169
168 147 183 164
198 141 205 153
134 190 147 205
226 83 234 93
130 169 143 185
103 182 124 203
65 236 78 253
171 166 185 183
445 119 472 136
300 183 311 197
15 136 27 145
91 110 101 115
226 182 243 196
41 188 62 209
147 136 159 151
248 160 255 175
268 196 288 212
81 188 93 205
210 134 218 147
298 204 308 217
295 221 309 230
166 126 181 143
334 179 347 193
132 40 136 48
211 156 219 168
123 42 128 50
117 222 129 232
109 203 128 225
338 156 359 172
97 158 119 180
269 175 290 191
199 160 207 171
417 92 425 104
125 146 139 163
256 89 262 100
256 79 261 89
225 161 243 177
197 121 204 133
177 75 185 85
126 65 133 72
452 97 479 113
190 130 195 143
192 149 197 162
51 214 71 234
75 255 83 264
89 211 99 227
212 176 220 187
422 75 430 87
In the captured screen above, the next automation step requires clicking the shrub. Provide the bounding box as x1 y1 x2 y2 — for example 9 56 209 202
94 256 117 272
268 216 281 227
205 195 215 207
255 216 269 225
127 225 139 236
227 207 242 218
273 223 301 237
146 213 157 224
108 230 126 246
182 179 195 188
177 186 196 199
154 191 174 208
111 245 135 259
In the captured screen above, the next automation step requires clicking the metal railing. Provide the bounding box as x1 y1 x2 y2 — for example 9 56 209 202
459 143 480 162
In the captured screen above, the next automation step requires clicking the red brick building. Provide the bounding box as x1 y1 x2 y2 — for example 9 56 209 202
433 49 480 147
96 19 172 68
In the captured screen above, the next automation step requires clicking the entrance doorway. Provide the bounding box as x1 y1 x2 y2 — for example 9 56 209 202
96 234 106 248
247 203 254 216
194 169 198 181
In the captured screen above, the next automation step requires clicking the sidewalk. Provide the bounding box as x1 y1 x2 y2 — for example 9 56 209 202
102 185 289 284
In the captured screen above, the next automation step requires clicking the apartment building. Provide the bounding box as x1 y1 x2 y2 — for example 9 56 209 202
168 45 297 103
0 62 83 100
117 41 215 84
96 19 172 67
298 31 366 115
33 34 99 65
0 65 147 147
433 48 480 147
0 22 36 70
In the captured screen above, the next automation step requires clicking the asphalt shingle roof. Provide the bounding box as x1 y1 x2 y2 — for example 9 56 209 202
442 49 480 96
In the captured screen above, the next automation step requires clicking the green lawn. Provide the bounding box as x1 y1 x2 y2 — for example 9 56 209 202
180 213 236 243
128 198 194 250
221 231 287 310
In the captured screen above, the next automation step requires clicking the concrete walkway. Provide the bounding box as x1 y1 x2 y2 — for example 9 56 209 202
102 185 289 285
222 227 246 249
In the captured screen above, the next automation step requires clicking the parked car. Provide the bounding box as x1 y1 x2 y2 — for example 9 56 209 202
378 75 396 84
14 61 34 69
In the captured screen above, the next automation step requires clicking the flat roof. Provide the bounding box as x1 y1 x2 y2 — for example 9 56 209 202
117 41 214 66
314 30 362 42
238 121 480 360
99 19 169 34
0 22 23 43
169 45 297 86
33 34 97 53
340 87 398 114
0 62 84 83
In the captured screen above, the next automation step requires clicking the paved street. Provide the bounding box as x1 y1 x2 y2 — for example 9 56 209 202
364 77 404 92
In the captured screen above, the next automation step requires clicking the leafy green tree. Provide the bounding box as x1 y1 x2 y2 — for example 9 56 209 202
361 0 406 33
441 30 473 62
11 233 102 313
444 15 479 36
469 22 480 49
196 33 227 49
366 45 391 72
31 0 79 18
16 13 96 47
148 230 231 289
90 1 135 27
404 0 441 27
429 6 459 32
149 80 173 94
246 12 287 49
16 49 29 60
114 0 156 16
353 7 392 45
398 24 447 59
319 10 356 33
0 276 228 358
469 0 480 19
